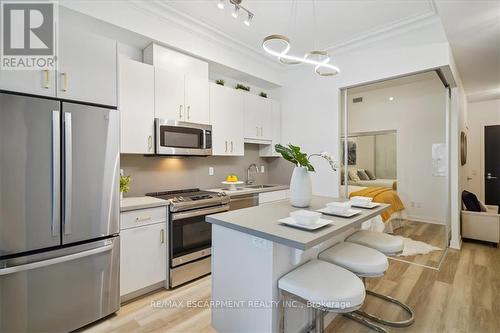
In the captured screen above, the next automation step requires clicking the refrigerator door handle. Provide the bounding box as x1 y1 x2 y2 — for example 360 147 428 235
52 110 60 237
0 244 113 276
64 112 72 235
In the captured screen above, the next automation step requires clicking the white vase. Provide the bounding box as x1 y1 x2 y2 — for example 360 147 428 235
289 166 312 208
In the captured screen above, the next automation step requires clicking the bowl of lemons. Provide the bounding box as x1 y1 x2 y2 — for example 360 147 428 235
222 175 244 191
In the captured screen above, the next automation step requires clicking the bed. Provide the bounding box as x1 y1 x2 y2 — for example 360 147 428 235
348 179 397 190
341 185 406 233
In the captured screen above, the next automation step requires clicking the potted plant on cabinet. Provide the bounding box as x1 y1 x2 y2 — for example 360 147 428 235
275 144 337 207
120 175 131 201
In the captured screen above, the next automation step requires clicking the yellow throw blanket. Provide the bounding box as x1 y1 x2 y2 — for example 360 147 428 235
349 187 405 222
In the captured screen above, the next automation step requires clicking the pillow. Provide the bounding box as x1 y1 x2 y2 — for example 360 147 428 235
478 200 488 212
365 169 376 180
348 169 361 182
461 190 481 212
357 169 370 181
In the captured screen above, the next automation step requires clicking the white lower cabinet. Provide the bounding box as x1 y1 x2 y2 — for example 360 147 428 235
258 190 290 204
120 208 167 298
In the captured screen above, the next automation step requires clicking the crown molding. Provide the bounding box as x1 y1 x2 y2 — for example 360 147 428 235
467 88 500 103
325 11 440 56
130 0 440 70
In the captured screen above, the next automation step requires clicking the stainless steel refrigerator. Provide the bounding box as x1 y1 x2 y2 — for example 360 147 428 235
0 92 120 332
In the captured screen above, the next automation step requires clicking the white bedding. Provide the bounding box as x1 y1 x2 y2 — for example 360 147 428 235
348 178 397 188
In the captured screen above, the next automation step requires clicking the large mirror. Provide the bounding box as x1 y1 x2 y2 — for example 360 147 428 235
340 71 450 268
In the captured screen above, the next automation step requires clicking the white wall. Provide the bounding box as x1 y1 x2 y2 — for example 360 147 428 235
464 99 500 200
276 19 451 198
348 77 447 224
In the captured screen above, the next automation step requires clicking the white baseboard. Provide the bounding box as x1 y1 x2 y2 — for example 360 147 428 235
449 237 462 250
406 215 446 225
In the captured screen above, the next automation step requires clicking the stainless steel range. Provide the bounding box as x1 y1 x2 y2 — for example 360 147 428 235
147 189 229 287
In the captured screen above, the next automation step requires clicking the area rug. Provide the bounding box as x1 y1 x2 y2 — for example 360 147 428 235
396 236 442 256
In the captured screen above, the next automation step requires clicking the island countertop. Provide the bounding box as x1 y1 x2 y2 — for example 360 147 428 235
206 195 389 250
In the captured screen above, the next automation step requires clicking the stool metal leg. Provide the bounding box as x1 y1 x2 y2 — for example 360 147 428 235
355 278 415 327
314 309 325 333
343 312 388 333
279 291 285 333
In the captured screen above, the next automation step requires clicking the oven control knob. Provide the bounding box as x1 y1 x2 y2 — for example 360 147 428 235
172 197 179 202
217 192 222 197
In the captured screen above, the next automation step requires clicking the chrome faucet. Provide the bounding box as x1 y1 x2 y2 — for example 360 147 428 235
246 163 259 185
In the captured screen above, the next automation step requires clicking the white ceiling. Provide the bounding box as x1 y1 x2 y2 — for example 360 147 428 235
162 0 436 56
435 0 500 101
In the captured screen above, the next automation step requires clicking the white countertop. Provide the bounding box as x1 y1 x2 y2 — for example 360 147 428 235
207 196 389 250
120 196 169 212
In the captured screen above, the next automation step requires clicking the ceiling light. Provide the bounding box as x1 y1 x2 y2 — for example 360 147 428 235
261 0 340 77
389 97 394 101
220 0 254 27
231 5 239 18
244 13 253 26
262 35 340 76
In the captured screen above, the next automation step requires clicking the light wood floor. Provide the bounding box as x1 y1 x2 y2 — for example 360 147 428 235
391 220 448 268
82 241 500 333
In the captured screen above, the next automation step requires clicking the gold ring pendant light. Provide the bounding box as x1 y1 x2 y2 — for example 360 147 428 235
262 0 340 77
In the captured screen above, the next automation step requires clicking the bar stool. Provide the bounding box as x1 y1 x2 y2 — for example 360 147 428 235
278 259 387 333
322 232 415 328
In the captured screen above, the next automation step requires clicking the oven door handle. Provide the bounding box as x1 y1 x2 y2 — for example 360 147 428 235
171 205 229 221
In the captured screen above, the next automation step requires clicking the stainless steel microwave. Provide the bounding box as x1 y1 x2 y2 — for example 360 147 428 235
155 119 212 156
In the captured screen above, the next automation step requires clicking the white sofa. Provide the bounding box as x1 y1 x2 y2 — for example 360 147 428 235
461 205 500 246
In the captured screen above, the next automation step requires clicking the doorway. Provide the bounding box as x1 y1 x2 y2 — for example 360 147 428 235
485 125 500 208
339 70 450 268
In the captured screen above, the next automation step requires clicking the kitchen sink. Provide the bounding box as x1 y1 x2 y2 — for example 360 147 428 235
243 184 278 189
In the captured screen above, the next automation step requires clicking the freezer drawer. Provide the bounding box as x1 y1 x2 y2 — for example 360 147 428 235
0 237 120 333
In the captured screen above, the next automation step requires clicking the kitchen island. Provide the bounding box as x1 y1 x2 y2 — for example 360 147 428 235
206 196 389 333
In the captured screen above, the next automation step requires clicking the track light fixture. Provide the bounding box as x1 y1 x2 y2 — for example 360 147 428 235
217 0 254 27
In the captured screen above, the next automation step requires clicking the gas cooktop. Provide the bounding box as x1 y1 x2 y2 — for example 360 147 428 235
146 188 229 212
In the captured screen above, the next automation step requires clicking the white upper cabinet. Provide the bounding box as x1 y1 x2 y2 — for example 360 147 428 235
185 75 209 124
244 93 272 142
209 83 244 156
0 9 117 105
154 67 185 121
260 100 282 157
0 70 57 97
146 43 209 124
119 58 155 154
154 70 209 124
58 19 117 106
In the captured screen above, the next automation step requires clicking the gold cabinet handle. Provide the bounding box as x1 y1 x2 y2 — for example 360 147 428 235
187 106 191 120
256 126 259 137
61 72 68 92
42 70 50 89
231 141 234 152
135 215 151 223
225 141 228 152
261 127 263 137
179 105 183 119
160 229 165 244
148 136 153 151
